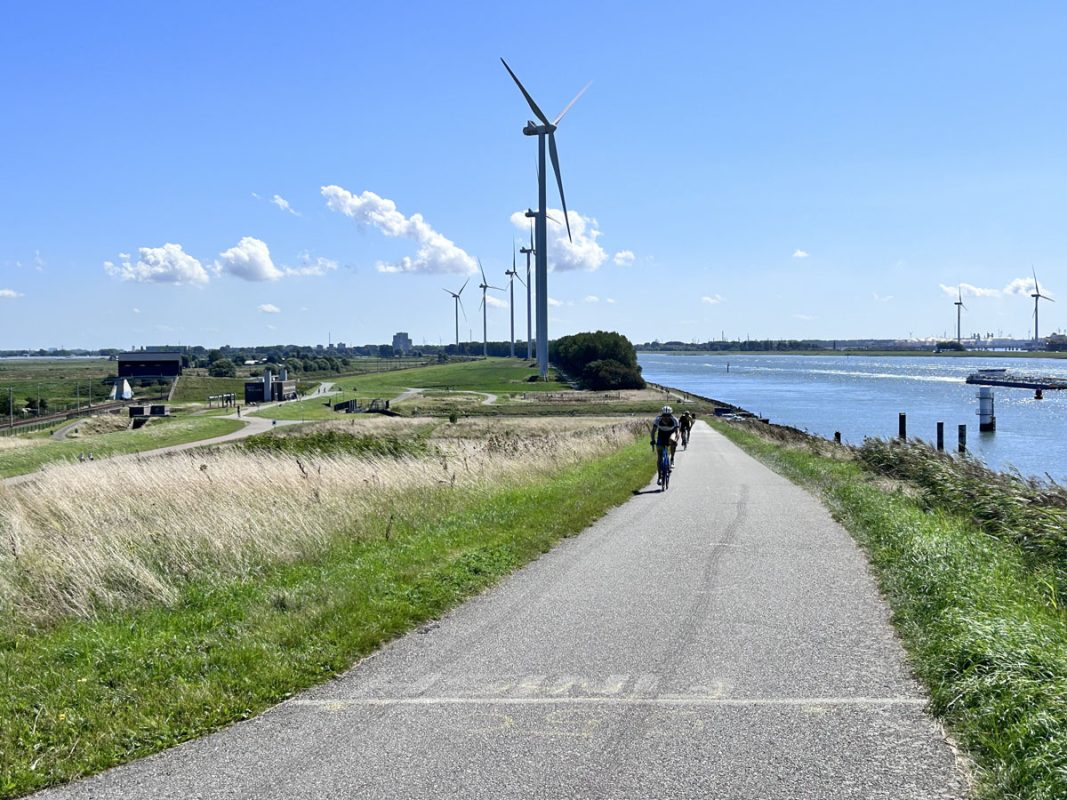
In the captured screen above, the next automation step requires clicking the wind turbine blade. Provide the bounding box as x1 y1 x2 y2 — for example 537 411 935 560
489 284 506 291
515 272 526 287
459 278 469 296
529 219 534 249
459 297 468 322
513 242 516 270
552 80 591 126
548 132 572 242
1033 265 1040 294
500 58 550 126
442 287 453 296
478 257 487 285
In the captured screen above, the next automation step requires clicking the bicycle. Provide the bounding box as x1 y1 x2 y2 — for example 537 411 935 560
681 426 690 450
656 444 671 490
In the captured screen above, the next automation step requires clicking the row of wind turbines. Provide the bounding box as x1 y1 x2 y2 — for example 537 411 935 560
952 267 1055 343
440 59 590 377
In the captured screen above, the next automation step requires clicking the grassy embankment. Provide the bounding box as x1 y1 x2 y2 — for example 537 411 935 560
0 416 245 479
0 359 116 416
713 418 1067 800
0 417 649 798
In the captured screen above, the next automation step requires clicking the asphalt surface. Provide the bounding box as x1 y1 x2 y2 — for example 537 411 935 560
32 421 969 799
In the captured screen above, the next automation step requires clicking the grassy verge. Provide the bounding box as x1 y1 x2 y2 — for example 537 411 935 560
0 416 244 478
0 437 649 798
712 420 1067 800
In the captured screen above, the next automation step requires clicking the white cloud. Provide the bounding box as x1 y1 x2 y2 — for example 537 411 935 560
104 243 210 285
701 295 723 305
793 249 810 258
0 288 22 298
287 252 340 277
510 209 607 272
33 250 45 271
485 294 508 309
547 296 563 307
613 250 635 267
939 279 1049 299
873 292 894 303
793 313 817 321
258 303 281 314
271 194 299 216
132 307 141 314
584 295 600 303
216 237 284 282
606 298 616 304
322 185 477 274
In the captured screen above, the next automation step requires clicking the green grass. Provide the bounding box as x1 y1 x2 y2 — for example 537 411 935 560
240 427 434 458
712 420 1067 800
170 375 245 405
0 438 650 798
0 359 117 415
0 416 245 478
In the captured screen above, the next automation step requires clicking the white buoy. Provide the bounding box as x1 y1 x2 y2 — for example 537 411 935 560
976 386 996 432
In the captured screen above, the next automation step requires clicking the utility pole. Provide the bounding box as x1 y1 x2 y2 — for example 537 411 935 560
8 387 12 428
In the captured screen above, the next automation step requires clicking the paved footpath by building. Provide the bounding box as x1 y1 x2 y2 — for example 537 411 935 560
34 421 970 799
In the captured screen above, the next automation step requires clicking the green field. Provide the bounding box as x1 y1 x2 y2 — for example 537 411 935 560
0 359 117 415
0 416 244 478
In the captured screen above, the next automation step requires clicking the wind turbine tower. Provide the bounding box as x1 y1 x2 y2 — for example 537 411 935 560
443 279 469 346
478 259 505 357
502 58 590 379
520 214 535 359
1031 266 1054 343
955 287 967 343
505 245 525 358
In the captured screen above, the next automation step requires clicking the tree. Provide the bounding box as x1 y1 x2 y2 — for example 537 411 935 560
208 358 237 378
550 331 645 390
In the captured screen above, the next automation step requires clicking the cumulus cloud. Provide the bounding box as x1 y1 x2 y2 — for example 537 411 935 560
104 243 210 285
606 298 616 304
547 296 563 307
613 250 635 267
485 294 508 310
584 295 600 303
873 292 894 302
132 307 141 314
33 250 45 271
215 237 284 281
258 303 281 314
322 185 477 275
287 252 340 277
793 249 810 258
510 209 607 272
701 295 723 305
0 288 22 298
939 279 1049 299
793 313 817 321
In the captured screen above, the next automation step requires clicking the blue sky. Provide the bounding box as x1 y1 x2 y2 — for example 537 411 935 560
3 1 1067 349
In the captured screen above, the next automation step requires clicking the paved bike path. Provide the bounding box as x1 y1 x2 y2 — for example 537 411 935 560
34 421 968 798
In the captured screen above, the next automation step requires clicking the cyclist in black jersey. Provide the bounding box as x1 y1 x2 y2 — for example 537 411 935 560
650 405 681 484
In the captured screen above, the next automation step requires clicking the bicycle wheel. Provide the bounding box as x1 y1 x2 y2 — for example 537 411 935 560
659 450 670 490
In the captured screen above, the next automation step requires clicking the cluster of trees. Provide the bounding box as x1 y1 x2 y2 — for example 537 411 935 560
550 331 645 390
0 395 48 416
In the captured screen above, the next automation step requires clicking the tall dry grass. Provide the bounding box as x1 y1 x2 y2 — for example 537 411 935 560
0 419 643 626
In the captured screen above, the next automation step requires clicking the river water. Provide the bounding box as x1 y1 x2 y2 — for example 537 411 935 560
638 352 1067 482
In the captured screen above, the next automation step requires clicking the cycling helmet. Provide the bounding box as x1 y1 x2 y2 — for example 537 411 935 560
662 405 673 415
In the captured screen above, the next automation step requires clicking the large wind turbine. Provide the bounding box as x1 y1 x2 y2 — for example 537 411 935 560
478 259 505 357
502 58 590 379
504 245 526 358
1031 266 1054 343
955 286 967 343
443 278 469 346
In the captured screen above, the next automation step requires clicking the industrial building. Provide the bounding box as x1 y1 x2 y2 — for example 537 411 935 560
117 351 183 379
244 368 297 404
392 332 413 355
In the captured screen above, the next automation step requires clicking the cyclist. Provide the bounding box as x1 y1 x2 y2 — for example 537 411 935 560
679 410 694 447
650 405 681 484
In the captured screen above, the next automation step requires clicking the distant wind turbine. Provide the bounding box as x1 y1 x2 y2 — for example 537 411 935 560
502 57 590 378
478 259 505 357
955 286 967 343
505 244 526 358
1031 266 1054 343
443 278 469 346
520 214 535 359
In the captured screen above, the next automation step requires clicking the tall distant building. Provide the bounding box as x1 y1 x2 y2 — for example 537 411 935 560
392 332 413 355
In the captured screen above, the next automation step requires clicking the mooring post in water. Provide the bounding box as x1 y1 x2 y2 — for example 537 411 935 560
977 387 996 432
834 431 841 444
958 424 967 453
899 412 907 440
936 421 944 451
